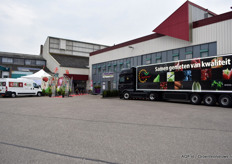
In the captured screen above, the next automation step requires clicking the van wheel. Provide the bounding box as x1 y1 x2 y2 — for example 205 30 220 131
123 92 130 100
190 94 201 105
218 95 232 107
204 94 216 106
37 92 42 97
11 92 16 98
149 93 158 101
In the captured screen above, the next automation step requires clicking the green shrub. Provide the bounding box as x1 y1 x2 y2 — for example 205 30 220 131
42 89 46 96
102 90 119 98
57 90 61 95
60 87 65 97
48 87 52 97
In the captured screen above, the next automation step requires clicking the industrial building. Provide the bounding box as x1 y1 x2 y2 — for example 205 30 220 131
89 1 232 93
42 36 108 92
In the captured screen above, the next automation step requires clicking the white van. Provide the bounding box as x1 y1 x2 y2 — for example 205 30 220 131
0 78 42 97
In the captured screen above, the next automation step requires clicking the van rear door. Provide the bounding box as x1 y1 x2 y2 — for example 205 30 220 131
0 81 6 94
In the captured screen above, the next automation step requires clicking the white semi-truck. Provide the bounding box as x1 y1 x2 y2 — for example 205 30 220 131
118 54 232 107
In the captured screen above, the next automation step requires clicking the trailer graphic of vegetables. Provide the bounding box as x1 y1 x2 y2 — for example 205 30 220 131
183 70 192 81
201 69 212 81
211 81 223 90
167 72 175 82
192 81 201 91
223 68 232 80
174 81 182 90
153 74 160 82
211 57 223 68
160 82 167 90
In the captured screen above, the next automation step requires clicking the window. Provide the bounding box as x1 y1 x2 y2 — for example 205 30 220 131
102 66 106 73
36 60 46 66
172 54 179 61
156 57 161 63
25 59 36 65
173 56 179 61
156 59 161 63
108 65 112 72
60 39 66 50
119 75 133 84
120 63 124 70
33 83 39 88
185 52 193 59
119 76 125 83
98 67 101 73
126 61 130 68
146 58 151 64
200 50 208 57
113 65 117 72
14 59 24 65
93 68 96 74
0 82 6 86
2 57 13 63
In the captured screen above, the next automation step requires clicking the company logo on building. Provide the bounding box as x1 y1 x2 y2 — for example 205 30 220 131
138 69 151 83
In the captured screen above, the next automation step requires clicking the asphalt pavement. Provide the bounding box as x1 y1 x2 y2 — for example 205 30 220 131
0 95 232 164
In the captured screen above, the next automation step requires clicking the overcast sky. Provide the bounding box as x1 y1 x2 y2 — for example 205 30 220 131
0 0 231 55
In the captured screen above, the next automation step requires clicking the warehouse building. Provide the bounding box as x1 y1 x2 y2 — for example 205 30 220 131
89 1 232 93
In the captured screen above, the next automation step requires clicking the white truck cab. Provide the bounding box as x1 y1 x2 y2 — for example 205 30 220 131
0 78 42 97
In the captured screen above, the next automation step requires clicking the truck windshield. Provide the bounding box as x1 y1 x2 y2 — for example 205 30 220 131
119 75 133 83
33 83 39 88
119 76 125 83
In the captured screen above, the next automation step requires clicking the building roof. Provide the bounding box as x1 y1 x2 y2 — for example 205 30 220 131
153 1 189 41
90 33 164 56
0 51 45 60
51 54 89 69
152 1 217 41
90 1 229 56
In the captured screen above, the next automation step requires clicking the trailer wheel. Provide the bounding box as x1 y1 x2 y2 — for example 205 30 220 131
204 94 216 106
190 94 201 105
11 92 16 98
123 92 130 100
149 93 158 101
218 95 232 107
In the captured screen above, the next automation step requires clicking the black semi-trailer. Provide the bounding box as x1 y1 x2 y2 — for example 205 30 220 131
118 54 232 107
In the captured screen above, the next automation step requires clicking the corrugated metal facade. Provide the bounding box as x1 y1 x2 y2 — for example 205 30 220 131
193 19 232 54
90 19 231 65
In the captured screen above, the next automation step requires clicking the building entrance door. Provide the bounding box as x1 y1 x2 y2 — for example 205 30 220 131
74 80 86 94
107 81 111 90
